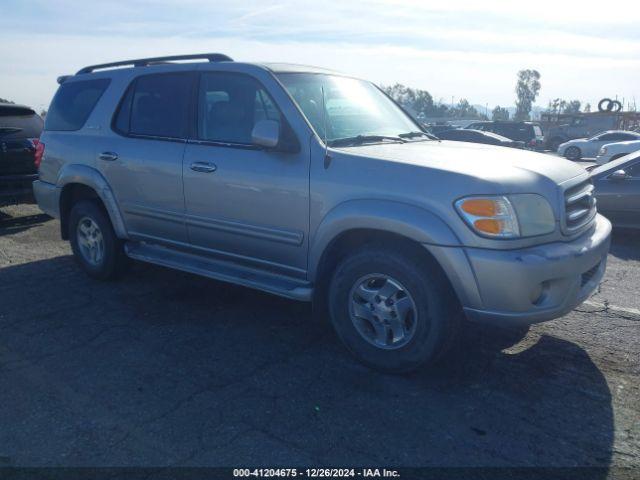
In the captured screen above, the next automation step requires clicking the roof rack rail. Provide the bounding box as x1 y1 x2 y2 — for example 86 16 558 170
76 53 233 74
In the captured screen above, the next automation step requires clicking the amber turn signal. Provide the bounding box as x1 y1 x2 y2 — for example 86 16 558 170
460 198 498 217
473 218 503 235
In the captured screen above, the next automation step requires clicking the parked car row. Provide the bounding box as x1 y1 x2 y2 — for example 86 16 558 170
465 121 545 150
557 130 640 161
434 128 525 148
426 121 544 150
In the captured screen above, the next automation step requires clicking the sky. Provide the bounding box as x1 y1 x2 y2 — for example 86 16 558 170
2 0 640 113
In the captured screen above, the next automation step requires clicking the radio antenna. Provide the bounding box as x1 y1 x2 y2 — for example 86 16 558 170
321 85 332 169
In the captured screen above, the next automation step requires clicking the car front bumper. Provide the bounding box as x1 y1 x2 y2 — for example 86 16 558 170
428 214 612 326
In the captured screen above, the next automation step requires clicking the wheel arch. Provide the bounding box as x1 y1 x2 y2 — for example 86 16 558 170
309 200 464 308
57 164 128 240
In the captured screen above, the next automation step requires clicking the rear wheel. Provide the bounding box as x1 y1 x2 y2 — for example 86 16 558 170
69 200 129 280
564 146 582 160
328 245 460 373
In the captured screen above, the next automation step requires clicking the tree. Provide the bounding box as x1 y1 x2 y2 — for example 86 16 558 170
564 100 581 114
450 98 480 118
492 106 510 121
514 69 541 120
584 103 591 113
546 98 583 114
382 84 486 120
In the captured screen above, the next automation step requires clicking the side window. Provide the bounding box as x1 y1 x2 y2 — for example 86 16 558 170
114 73 192 139
599 133 616 141
45 78 110 131
198 72 281 144
620 133 639 141
627 162 640 177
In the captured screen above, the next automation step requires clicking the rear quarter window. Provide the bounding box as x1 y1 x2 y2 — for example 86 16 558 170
45 78 110 131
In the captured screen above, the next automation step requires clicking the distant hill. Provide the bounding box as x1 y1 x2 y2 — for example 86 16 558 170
472 104 545 120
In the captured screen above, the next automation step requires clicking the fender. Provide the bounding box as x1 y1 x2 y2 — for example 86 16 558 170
57 164 128 239
308 199 462 280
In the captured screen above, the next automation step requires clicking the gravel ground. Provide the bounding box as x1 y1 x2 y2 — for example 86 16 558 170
0 203 638 472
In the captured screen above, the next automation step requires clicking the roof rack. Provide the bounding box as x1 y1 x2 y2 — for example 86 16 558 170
76 53 233 75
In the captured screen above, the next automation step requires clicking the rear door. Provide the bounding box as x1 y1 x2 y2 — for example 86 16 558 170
98 72 195 244
595 160 640 227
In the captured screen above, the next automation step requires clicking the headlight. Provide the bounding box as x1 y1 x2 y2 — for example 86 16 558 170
455 194 555 238
598 146 607 156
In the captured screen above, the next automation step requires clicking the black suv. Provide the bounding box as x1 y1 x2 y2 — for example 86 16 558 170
0 103 44 206
465 121 544 150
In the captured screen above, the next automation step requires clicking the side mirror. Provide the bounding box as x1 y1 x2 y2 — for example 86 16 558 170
251 120 280 149
609 169 629 181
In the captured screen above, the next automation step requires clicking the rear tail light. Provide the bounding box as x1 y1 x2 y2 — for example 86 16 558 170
32 138 44 169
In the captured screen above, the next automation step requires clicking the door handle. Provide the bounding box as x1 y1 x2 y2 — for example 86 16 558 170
190 162 217 173
98 152 119 161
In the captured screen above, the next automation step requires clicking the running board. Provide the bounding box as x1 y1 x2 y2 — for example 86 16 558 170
125 242 313 301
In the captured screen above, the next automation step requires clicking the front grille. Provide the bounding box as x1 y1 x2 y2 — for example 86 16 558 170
581 262 600 287
563 179 597 234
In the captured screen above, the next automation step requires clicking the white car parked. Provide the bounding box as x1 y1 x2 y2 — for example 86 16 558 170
596 139 640 165
558 130 640 160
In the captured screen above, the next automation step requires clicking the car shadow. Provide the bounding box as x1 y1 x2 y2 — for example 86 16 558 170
609 228 640 261
0 212 51 237
0 255 614 471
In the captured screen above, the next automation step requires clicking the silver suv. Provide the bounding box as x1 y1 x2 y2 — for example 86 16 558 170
34 53 611 372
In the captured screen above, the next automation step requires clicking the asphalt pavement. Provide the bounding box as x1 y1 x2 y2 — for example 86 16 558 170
0 203 638 471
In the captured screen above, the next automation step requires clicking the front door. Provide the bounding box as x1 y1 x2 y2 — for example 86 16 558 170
98 72 195 244
182 72 309 278
596 160 640 227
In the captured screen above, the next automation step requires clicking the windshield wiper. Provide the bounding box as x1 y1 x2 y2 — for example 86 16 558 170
328 135 407 147
399 131 439 140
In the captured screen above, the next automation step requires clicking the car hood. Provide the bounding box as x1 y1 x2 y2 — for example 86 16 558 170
591 150 640 178
605 139 640 148
336 140 585 186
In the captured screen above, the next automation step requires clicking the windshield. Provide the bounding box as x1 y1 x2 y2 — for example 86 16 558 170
277 73 421 144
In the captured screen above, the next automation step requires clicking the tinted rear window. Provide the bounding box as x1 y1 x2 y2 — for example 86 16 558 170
0 106 43 138
114 73 192 139
45 78 110 131
0 105 35 117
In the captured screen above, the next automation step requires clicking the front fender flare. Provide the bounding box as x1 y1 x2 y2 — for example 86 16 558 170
57 164 128 239
308 199 461 279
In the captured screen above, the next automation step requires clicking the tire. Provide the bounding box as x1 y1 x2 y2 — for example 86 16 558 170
598 98 613 112
328 245 460 373
68 200 129 280
564 146 582 161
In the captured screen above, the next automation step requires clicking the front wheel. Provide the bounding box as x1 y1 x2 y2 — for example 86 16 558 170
564 146 582 161
69 200 129 280
328 246 460 373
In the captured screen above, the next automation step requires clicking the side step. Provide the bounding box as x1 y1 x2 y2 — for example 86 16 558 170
125 242 313 301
